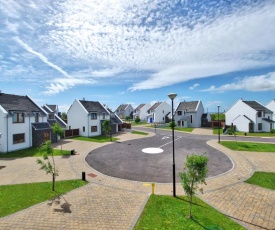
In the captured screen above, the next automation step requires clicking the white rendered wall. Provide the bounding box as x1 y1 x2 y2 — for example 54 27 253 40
154 102 171 123
139 104 151 121
233 115 250 132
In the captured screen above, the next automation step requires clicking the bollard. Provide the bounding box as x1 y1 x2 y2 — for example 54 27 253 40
82 171 86 181
152 183 155 195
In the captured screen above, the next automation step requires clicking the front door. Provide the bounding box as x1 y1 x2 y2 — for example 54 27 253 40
44 131 50 141
150 117 153 123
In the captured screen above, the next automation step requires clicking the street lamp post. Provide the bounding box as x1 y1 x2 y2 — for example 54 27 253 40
168 93 177 197
217 105 220 143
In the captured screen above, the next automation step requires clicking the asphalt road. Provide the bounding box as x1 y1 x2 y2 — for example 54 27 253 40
85 128 258 183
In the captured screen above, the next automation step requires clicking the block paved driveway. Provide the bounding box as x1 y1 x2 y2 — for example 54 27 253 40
0 128 275 230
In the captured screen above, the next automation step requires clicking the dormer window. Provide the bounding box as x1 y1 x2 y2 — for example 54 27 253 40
49 113 54 119
91 112 97 120
12 113 25 123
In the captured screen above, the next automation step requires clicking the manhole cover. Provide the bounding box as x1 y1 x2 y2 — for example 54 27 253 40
142 148 163 154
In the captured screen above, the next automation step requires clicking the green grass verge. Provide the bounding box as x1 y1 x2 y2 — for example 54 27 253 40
213 128 223 135
72 135 118 143
234 132 275 137
131 131 148 135
0 147 70 158
245 172 275 190
134 195 244 230
219 141 275 152
161 126 193 132
131 122 148 126
0 180 88 218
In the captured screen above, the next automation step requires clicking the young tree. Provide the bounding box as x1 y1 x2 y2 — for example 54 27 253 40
125 115 131 122
179 154 208 218
37 141 58 191
169 121 176 128
102 120 111 135
52 122 64 154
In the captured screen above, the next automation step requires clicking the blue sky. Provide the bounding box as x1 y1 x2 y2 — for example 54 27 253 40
0 0 274 113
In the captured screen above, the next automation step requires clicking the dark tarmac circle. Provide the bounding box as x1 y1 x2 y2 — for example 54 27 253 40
85 134 233 183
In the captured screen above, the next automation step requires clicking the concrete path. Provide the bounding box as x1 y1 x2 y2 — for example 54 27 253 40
0 130 275 230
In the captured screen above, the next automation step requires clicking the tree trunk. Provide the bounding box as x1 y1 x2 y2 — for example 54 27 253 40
52 173 55 191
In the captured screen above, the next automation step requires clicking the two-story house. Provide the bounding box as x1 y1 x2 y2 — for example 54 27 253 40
0 93 55 153
225 99 274 132
115 104 134 119
133 103 151 121
67 99 112 137
174 101 208 128
147 101 171 123
266 99 275 129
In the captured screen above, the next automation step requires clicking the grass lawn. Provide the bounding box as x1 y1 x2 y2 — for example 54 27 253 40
245 172 275 190
234 132 275 137
219 141 275 152
213 128 223 135
161 126 193 132
0 180 88 218
131 122 148 126
72 135 118 143
131 131 148 135
134 195 244 230
0 147 70 158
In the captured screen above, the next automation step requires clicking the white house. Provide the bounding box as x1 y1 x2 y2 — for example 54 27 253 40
225 99 274 132
115 104 134 119
67 99 123 137
147 102 171 123
0 93 52 153
266 99 275 129
174 101 208 128
133 103 151 121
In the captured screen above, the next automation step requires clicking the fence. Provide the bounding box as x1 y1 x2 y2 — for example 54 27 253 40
64 129 79 138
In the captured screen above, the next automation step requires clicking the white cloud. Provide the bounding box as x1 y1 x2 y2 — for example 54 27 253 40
43 78 96 95
189 83 200 90
201 72 275 92
90 68 123 77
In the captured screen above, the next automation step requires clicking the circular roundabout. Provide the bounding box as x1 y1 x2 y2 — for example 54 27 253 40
85 133 233 183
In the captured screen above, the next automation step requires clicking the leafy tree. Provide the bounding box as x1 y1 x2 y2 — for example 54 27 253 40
135 117 141 123
125 116 131 122
179 154 208 218
61 112 67 121
52 122 64 154
36 141 58 191
169 121 176 128
102 120 111 136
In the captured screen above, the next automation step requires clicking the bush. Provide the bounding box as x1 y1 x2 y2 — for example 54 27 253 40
271 129 275 133
169 121 176 128
135 117 141 123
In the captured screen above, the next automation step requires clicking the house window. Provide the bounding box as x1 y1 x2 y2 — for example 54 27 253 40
177 111 182 116
83 126 85 132
91 126 97 132
49 113 54 119
163 110 164 114
177 121 181 126
190 115 193 123
12 113 25 123
91 113 97 120
13 133 25 144
35 113 39 122
182 121 184 126
257 111 262 117
69 126 71 130
258 123 262 131
102 113 106 120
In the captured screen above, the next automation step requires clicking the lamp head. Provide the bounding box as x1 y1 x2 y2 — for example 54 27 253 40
168 93 177 100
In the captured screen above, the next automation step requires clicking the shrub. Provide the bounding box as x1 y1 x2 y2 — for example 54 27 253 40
135 117 141 123
271 129 275 133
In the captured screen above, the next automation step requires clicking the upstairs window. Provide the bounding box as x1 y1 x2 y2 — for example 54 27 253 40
177 111 182 116
49 113 54 119
91 113 97 120
257 111 262 118
102 112 106 120
12 113 25 123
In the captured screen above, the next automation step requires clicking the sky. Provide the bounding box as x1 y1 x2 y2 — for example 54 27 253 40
0 0 274 113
